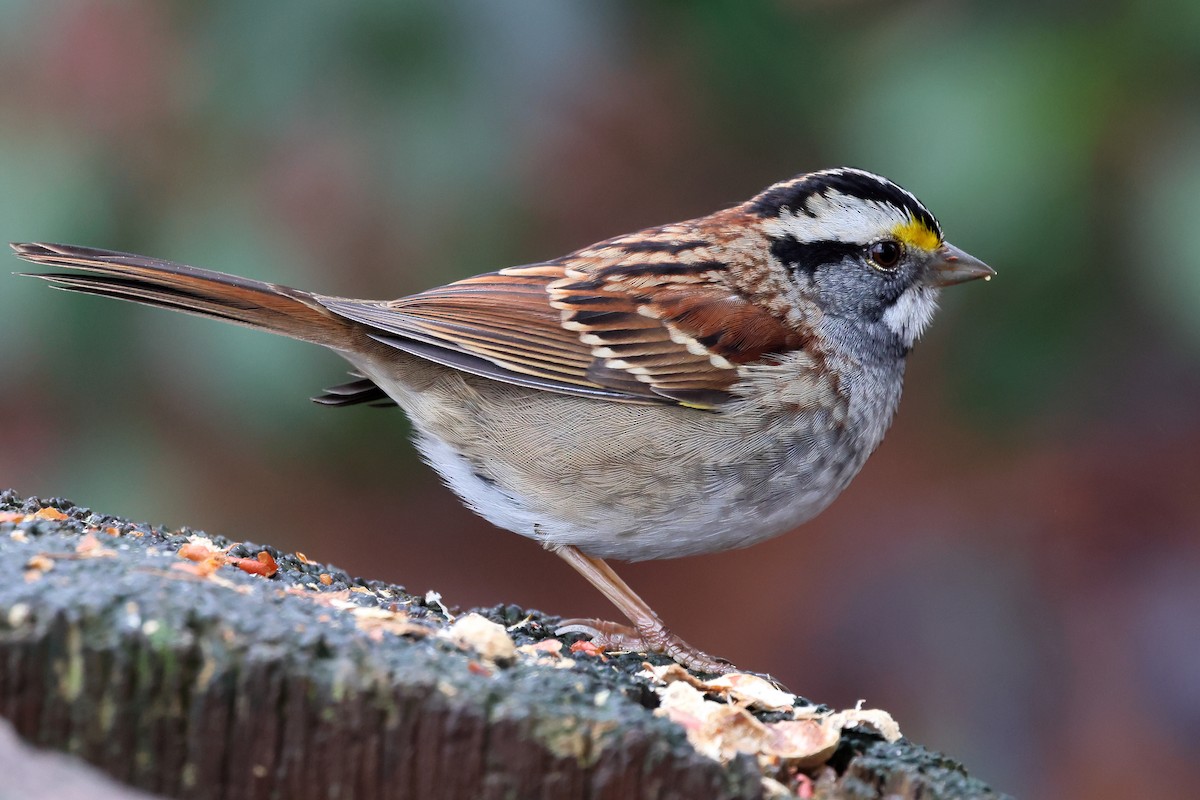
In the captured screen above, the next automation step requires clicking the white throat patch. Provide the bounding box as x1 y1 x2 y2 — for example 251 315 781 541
882 285 940 348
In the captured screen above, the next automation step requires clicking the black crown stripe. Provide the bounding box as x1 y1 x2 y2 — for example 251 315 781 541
748 170 941 239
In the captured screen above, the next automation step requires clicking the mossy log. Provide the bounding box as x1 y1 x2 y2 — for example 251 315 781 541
0 490 1005 800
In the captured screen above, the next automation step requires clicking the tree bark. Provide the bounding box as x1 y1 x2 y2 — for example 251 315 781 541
0 490 1005 800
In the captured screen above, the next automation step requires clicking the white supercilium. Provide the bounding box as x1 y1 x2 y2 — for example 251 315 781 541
763 190 914 246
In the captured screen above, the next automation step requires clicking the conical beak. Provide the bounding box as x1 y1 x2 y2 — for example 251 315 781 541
927 242 995 287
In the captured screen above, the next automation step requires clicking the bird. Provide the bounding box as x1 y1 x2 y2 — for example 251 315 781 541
12 167 993 674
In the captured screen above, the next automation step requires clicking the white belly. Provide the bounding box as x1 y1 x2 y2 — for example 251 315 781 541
354 349 903 561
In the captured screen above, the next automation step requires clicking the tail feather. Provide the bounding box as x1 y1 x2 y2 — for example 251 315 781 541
11 242 353 348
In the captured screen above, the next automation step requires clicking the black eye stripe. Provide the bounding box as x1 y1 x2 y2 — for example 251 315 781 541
770 236 860 275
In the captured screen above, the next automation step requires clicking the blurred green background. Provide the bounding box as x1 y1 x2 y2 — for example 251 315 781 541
2 1 1199 796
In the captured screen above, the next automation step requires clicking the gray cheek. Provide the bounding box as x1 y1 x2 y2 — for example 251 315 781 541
811 259 893 319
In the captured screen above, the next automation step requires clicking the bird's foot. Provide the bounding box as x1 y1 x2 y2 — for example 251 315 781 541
556 617 738 675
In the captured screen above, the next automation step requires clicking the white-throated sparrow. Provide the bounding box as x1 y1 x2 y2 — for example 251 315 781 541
13 167 992 674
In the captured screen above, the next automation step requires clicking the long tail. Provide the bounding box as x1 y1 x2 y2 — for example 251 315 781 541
11 242 355 349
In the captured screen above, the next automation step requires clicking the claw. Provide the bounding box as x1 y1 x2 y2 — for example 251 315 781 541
556 618 645 651
556 616 737 675
550 545 743 675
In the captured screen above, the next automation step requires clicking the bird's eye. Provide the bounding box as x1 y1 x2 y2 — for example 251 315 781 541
867 240 903 271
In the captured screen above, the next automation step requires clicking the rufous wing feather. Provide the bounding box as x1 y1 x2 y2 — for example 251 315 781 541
15 227 813 411
321 227 809 409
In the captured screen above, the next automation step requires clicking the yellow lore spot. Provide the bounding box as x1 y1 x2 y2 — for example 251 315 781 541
892 219 940 252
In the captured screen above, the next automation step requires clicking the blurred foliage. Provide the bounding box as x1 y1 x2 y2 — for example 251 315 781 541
2 0 1196 435
1 3 1198 796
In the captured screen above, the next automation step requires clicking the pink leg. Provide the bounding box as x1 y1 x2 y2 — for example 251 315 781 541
551 544 737 675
